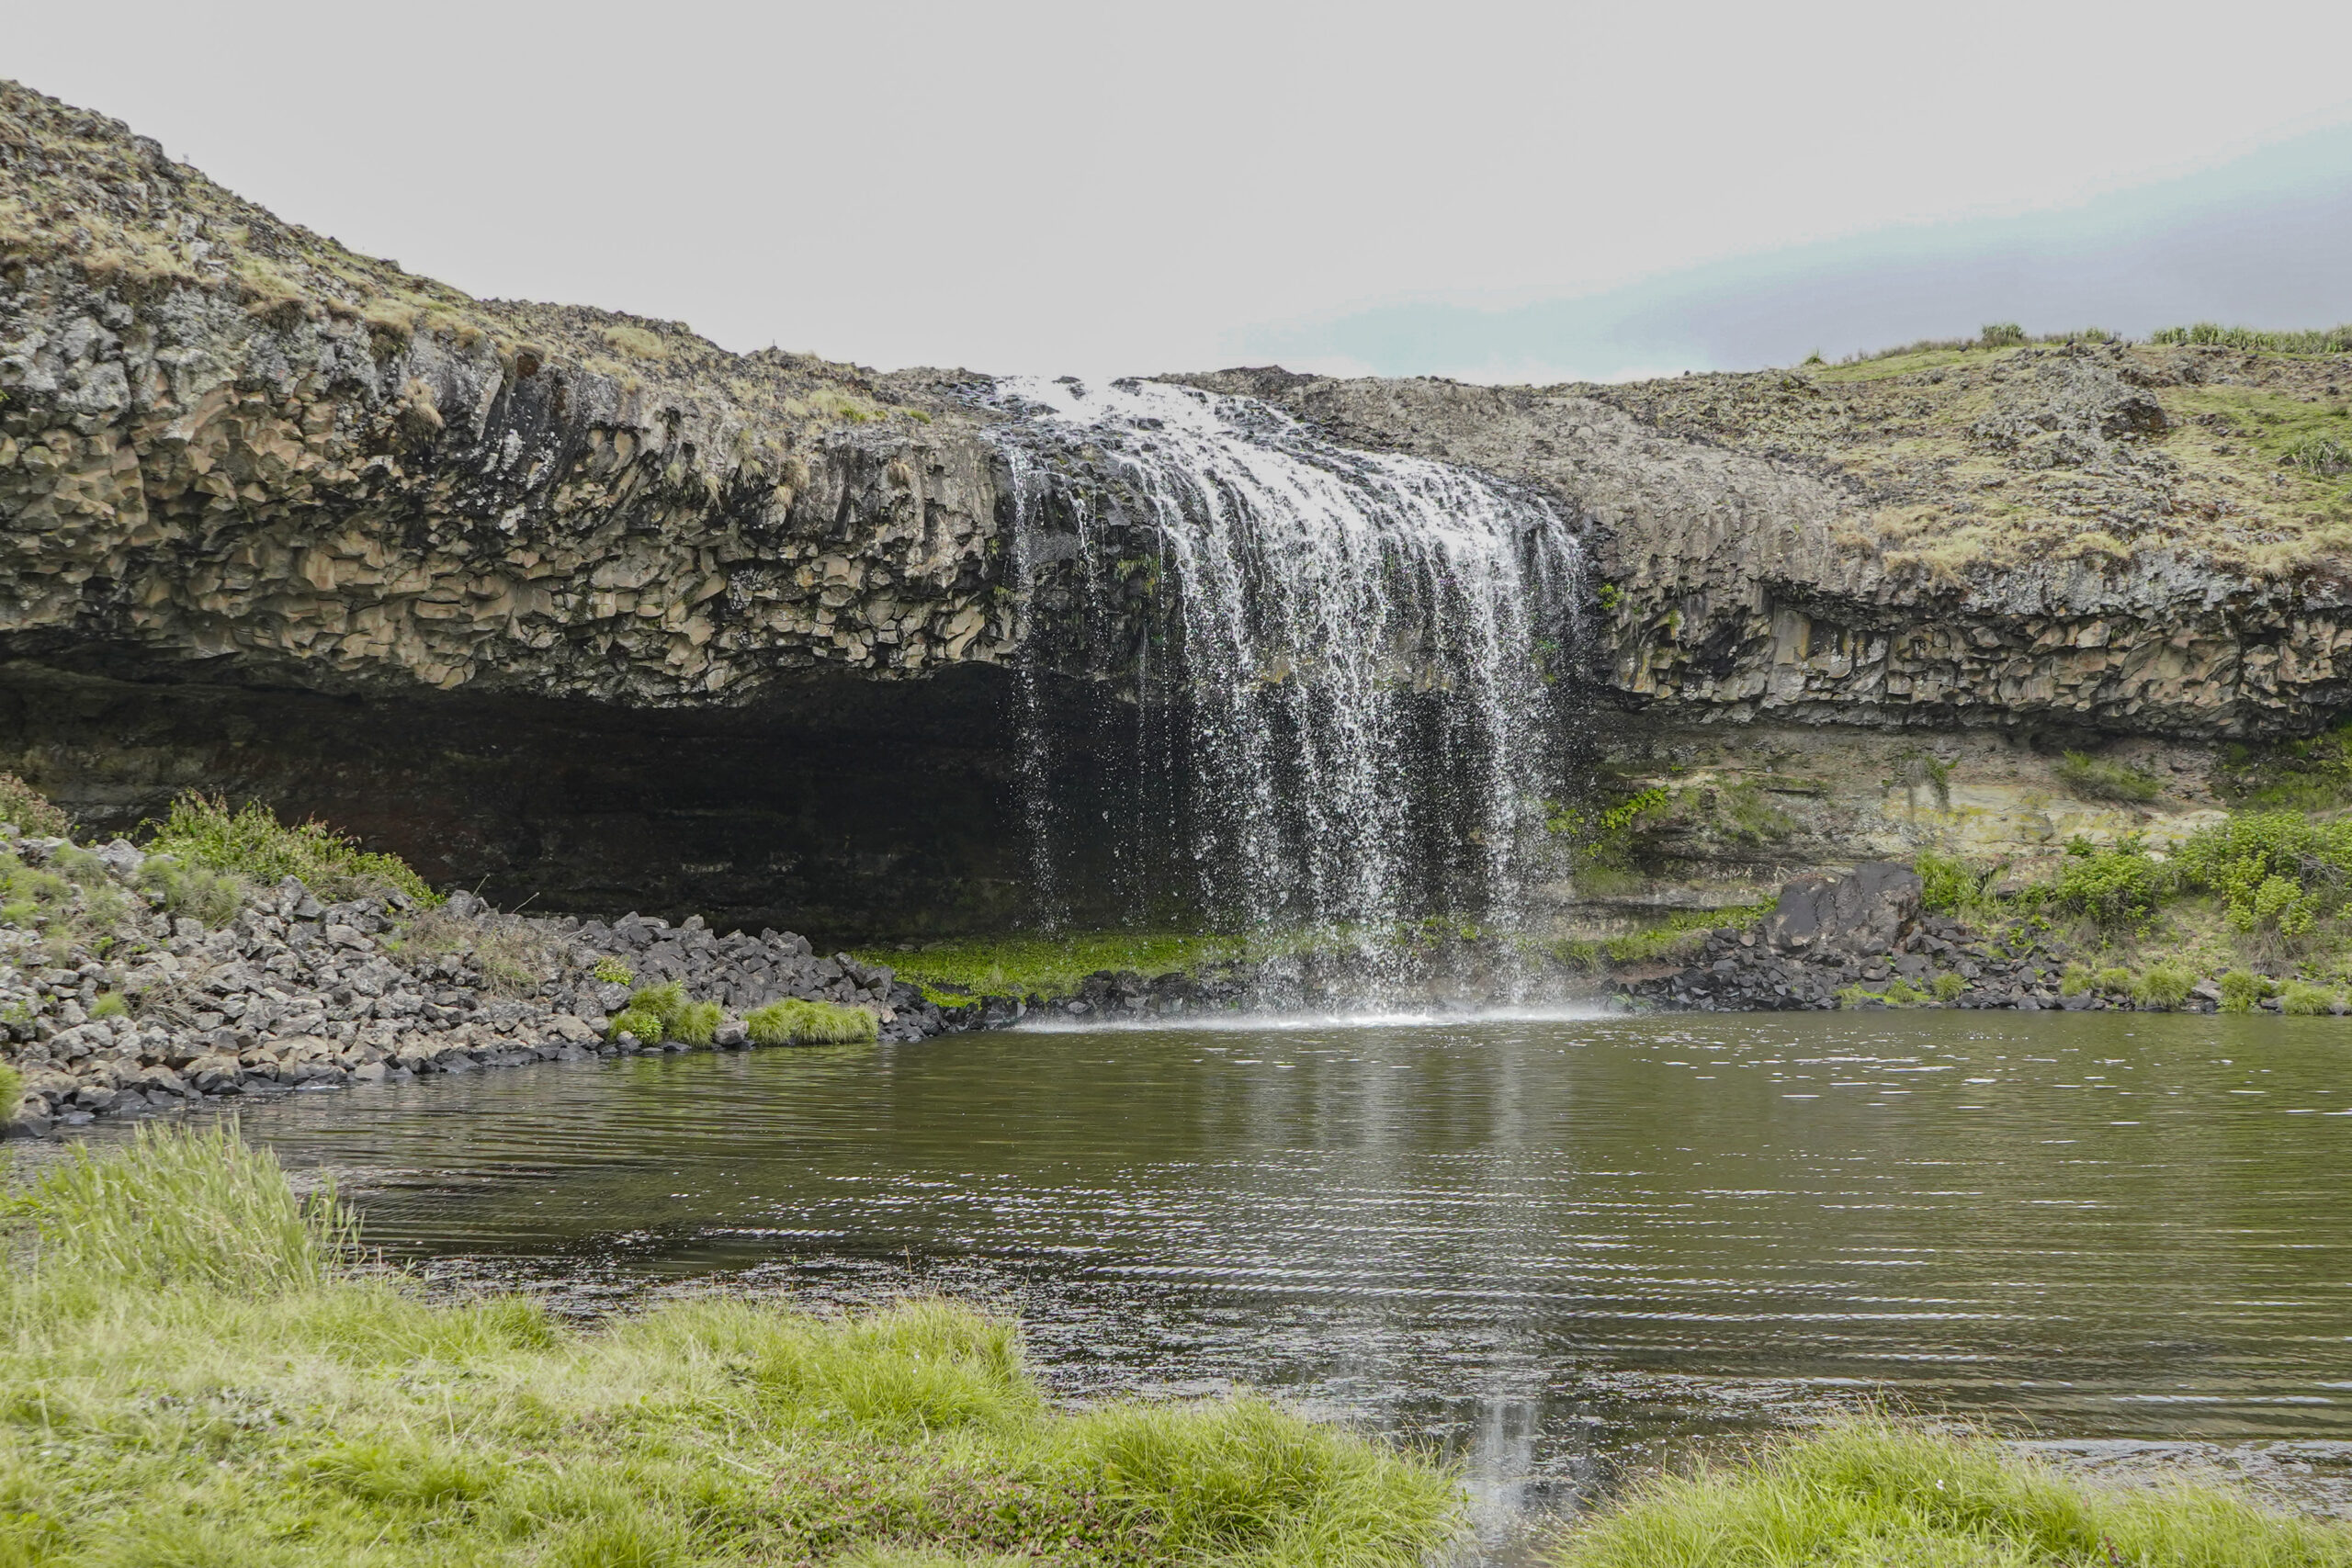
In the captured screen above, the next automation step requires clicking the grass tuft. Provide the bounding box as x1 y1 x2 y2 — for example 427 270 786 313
746 997 880 1046
18 1120 355 1291
1552 1419 2352 1567
145 793 437 906
0 1062 20 1118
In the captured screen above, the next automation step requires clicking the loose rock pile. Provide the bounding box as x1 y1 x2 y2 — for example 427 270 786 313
1622 860 2225 1013
0 829 977 1141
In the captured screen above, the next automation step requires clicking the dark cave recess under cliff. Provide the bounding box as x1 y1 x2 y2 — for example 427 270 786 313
0 660 1114 945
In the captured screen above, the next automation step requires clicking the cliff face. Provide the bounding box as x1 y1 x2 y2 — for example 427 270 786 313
8 79 2352 935
0 82 1016 705
1188 350 2352 739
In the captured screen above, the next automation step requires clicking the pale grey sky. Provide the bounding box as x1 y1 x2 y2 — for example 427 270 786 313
8 0 2351 379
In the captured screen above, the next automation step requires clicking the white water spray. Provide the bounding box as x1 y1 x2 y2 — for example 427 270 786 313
992 376 1583 936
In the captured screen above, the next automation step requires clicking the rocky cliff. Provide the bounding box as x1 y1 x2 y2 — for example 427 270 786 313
1188 349 2352 739
6 79 2352 935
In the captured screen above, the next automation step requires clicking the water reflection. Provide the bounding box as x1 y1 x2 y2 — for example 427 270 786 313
28 1010 2352 1553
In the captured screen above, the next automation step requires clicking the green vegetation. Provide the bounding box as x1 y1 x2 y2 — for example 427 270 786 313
2 840 131 960
1544 904 1772 975
2150 321 2352 355
1837 977 1937 1009
0 772 70 837
137 853 244 927
0 1062 20 1119
17 1120 356 1292
144 793 438 906
2052 750 2161 804
2134 962 2195 1010
1915 850 1984 914
747 998 879 1046
591 955 634 986
2219 969 2276 1014
2282 979 2344 1015
1550 1418 2352 1568
2220 717 2352 812
0 1125 1459 1567
613 980 722 1046
865 933 1253 1003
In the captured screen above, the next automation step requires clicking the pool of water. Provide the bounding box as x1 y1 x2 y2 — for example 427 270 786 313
26 1009 2352 1554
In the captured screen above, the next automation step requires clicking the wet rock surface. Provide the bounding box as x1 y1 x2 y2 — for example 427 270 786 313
0 831 977 1142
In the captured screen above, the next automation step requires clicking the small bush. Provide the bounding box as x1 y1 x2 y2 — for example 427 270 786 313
23 1120 355 1291
2052 840 2166 926
145 793 437 906
628 980 685 1027
2053 750 2162 803
0 1061 21 1116
1979 321 2029 347
2281 980 2341 1016
2095 965 2132 994
605 1005 665 1043
89 991 129 1020
2219 969 2275 1014
2060 963 2093 996
592 956 634 986
1931 972 1965 1002
0 772 71 836
747 998 880 1046
2134 962 2195 1010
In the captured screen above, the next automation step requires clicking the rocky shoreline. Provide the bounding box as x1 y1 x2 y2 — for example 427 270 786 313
0 823 996 1142
1614 860 2240 1014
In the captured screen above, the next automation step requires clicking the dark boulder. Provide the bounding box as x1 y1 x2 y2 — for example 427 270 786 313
1762 862 1924 958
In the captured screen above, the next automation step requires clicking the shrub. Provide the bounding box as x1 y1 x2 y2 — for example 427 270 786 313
605 1006 665 1043
90 991 128 1020
2095 965 2132 995
2281 980 2341 1016
747 998 880 1046
22 1120 355 1292
2174 811 2352 935
2219 969 2275 1014
1979 321 2029 347
0 1061 21 1116
628 980 685 1028
138 853 245 927
2134 962 2195 1010
145 794 437 906
0 772 70 836
2052 840 2167 926
592 956 634 986
1931 972 1964 1002
2053 750 2162 803
2060 964 2093 996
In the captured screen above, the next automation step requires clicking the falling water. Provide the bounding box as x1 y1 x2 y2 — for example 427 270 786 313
989 376 1584 938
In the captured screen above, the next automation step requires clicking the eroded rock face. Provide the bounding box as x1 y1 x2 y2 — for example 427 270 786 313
1761 862 1922 958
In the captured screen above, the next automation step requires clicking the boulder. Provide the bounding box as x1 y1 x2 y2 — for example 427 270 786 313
1762 862 1924 958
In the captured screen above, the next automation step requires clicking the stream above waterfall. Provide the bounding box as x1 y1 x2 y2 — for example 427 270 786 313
39 1008 2352 1560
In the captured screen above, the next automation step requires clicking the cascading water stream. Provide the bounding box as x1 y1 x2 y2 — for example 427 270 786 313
989 376 1584 943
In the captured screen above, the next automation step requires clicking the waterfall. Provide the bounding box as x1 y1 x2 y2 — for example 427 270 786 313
989 376 1584 939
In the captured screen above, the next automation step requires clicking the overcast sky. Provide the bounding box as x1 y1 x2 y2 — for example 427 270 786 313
9 0 2352 380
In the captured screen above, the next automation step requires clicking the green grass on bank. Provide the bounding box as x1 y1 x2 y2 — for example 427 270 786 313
143 792 439 907
0 1122 1459 1568
859 933 1257 1002
1552 1419 2352 1567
